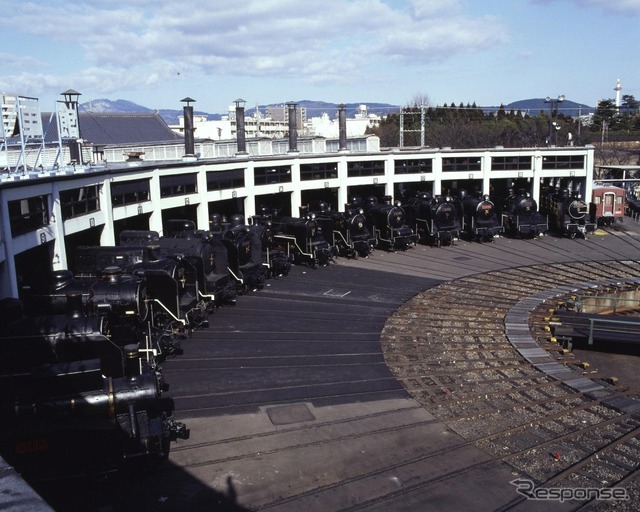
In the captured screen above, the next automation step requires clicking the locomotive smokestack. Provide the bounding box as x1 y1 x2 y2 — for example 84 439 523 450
66 292 84 318
286 101 298 153
234 98 247 155
181 97 196 158
338 103 347 151
124 344 141 378
103 266 122 284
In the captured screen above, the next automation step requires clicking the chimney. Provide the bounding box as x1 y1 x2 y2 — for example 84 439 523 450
286 101 298 153
234 98 247 155
338 103 347 151
60 89 82 164
181 97 196 157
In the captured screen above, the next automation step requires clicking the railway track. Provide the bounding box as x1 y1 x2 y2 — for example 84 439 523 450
28 226 640 511
382 259 640 510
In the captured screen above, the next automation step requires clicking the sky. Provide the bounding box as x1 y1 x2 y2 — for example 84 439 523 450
1 0 638 116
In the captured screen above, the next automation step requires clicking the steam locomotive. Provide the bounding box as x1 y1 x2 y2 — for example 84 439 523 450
208 214 267 294
360 196 418 251
73 244 209 336
308 200 376 258
402 192 460 247
248 210 292 278
502 189 548 238
269 208 336 268
458 191 504 242
120 222 238 307
23 267 186 360
543 187 597 239
0 295 188 477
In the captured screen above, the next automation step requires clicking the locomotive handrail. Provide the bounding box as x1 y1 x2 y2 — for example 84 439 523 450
373 227 392 246
198 288 216 301
332 229 348 244
147 298 187 326
274 233 312 257
227 267 244 284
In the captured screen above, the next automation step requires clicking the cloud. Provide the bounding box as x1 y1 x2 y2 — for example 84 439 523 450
579 0 640 15
0 0 509 100
408 0 463 19
531 0 640 15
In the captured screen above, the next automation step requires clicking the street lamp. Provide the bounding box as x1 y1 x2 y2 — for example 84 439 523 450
234 98 247 155
544 95 565 146
552 121 561 146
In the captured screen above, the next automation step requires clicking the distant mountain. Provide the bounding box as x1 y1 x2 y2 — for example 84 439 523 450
79 98 400 125
247 100 401 118
79 99 219 125
80 99 153 114
501 98 594 116
79 98 595 125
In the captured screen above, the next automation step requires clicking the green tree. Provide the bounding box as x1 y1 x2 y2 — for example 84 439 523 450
591 99 618 131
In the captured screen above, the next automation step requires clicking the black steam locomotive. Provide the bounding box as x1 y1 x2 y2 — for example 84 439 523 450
209 214 267 294
360 196 417 251
308 201 376 258
402 192 460 247
248 210 292 278
502 189 548 238
0 295 188 477
120 223 237 307
458 191 504 242
24 267 186 359
543 188 597 239
270 208 336 268
73 244 209 336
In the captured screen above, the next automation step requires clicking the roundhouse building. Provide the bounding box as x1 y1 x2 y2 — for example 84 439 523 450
0 95 595 298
